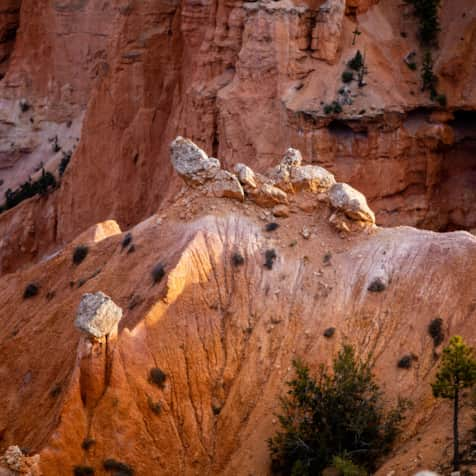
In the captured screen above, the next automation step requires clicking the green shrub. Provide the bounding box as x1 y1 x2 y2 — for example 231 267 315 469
121 232 132 249
348 50 364 71
149 367 167 389
268 346 408 475
436 93 447 107
341 71 354 83
332 455 367 476
23 283 40 299
324 104 333 115
406 62 417 71
397 355 413 369
368 278 386 292
429 318 444 346
407 0 441 46
266 222 280 232
151 263 165 284
81 438 95 451
73 466 94 476
323 327 335 338
2 169 57 213
103 459 133 475
59 151 71 176
264 249 277 270
232 252 245 267
73 245 89 265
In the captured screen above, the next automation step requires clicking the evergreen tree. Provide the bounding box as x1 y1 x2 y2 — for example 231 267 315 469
268 346 408 475
432 336 476 471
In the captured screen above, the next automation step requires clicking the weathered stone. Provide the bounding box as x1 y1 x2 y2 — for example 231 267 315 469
251 183 288 208
281 148 302 168
210 170 244 201
272 204 290 217
170 136 220 185
290 165 336 193
234 163 257 189
329 182 375 224
75 292 123 339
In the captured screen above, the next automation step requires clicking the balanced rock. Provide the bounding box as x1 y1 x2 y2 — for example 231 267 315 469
328 182 375 224
210 170 244 201
75 292 123 339
290 165 336 193
274 148 335 193
170 136 220 184
234 163 257 189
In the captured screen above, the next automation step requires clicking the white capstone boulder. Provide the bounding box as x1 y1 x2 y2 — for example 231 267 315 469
210 170 244 201
328 182 375 224
234 163 257 189
170 136 220 184
75 292 123 339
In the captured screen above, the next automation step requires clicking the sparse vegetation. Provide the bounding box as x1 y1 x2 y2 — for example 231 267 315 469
73 466 94 476
122 232 133 249
323 252 332 265
324 101 343 115
269 346 408 475
348 50 364 71
59 151 72 177
406 61 417 71
265 222 280 232
368 278 386 293
429 318 444 346
50 383 62 397
103 459 134 476
232 252 245 267
151 263 165 284
323 327 336 338
0 169 57 214
73 245 89 265
406 0 441 47
432 336 476 471
147 396 162 415
397 355 413 369
23 283 39 299
264 249 277 270
81 438 96 451
332 455 367 476
149 367 167 389
341 71 354 83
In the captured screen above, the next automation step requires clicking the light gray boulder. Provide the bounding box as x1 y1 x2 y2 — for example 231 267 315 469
170 136 220 184
75 292 123 339
328 182 375 224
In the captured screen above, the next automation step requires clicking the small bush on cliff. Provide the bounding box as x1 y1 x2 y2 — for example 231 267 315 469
407 0 441 46
348 50 364 71
232 252 245 267
73 245 89 265
151 263 165 284
341 71 354 83
429 318 444 346
73 466 94 476
264 249 277 270
149 367 167 389
121 232 133 249
332 455 367 476
268 345 408 475
23 283 39 299
103 459 134 476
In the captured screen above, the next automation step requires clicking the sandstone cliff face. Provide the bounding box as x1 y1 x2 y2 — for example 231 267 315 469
0 0 475 274
0 176 475 475
0 144 475 475
0 0 475 474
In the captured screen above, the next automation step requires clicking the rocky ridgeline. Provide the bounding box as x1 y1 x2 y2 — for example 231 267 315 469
170 136 375 232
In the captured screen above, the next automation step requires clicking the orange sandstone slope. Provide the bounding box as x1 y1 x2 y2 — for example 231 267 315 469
0 0 475 275
0 142 475 476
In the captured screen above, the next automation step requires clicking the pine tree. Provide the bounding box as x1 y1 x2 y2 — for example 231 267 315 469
268 346 408 475
432 336 476 471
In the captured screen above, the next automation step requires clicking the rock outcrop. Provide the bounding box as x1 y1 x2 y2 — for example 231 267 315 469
75 292 123 339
